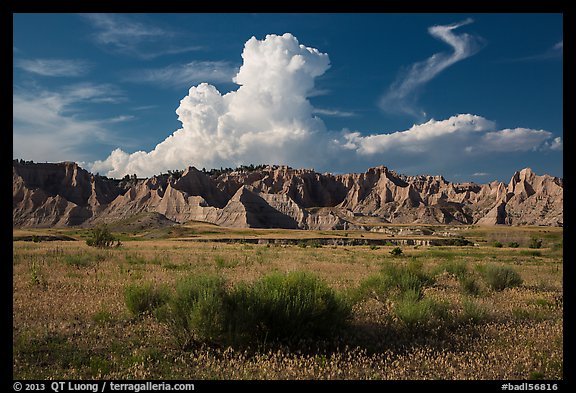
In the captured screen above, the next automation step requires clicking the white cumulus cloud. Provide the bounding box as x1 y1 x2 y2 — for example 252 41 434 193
92 33 331 177
342 114 495 155
91 33 561 179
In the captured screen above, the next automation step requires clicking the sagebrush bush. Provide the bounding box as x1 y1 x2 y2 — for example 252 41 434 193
460 298 488 324
459 275 482 297
349 273 391 302
156 274 227 348
382 260 434 299
352 260 435 302
434 260 468 279
483 265 523 291
227 271 351 344
155 272 351 348
124 282 169 316
393 294 450 328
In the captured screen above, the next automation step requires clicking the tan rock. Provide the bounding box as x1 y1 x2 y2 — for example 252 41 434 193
12 160 563 229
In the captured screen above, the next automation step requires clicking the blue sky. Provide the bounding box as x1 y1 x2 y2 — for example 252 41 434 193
13 13 563 182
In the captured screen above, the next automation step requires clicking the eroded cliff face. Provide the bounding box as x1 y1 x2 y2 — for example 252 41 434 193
13 161 124 227
12 161 563 229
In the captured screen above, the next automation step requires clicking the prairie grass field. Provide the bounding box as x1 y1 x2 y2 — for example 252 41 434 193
12 225 563 380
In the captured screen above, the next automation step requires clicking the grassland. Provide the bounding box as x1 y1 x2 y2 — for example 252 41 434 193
13 224 563 380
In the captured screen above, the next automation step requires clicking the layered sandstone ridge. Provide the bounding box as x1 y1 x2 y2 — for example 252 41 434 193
13 161 563 229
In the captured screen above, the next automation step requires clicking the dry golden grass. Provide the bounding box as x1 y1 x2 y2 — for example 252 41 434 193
13 226 563 380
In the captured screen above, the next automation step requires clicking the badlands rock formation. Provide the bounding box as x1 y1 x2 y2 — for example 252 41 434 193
13 160 563 229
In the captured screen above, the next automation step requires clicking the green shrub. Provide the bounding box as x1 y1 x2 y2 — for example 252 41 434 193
493 241 503 248
227 272 351 344
155 272 351 348
349 273 390 302
444 237 474 246
389 247 403 256
483 265 523 291
434 260 468 279
474 263 487 275
124 282 169 316
394 295 450 328
382 260 434 299
507 242 520 248
460 298 488 324
308 240 322 248
353 260 435 302
520 250 542 257
529 238 543 249
157 274 227 348
86 225 120 248
459 275 482 297
92 309 115 325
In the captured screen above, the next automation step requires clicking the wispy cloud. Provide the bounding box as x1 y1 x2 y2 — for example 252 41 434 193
104 115 135 123
131 105 158 111
503 40 563 62
553 40 563 51
15 58 91 77
122 61 237 88
380 18 482 119
13 83 130 162
80 13 201 59
312 108 356 117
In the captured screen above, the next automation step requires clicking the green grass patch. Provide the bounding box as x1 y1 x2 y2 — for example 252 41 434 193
125 253 151 265
460 298 488 324
459 275 483 297
92 308 115 325
352 259 435 302
64 254 94 268
214 255 238 269
423 248 457 260
433 260 468 279
393 294 450 328
163 262 188 271
482 265 523 291
519 250 542 257
124 282 169 316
